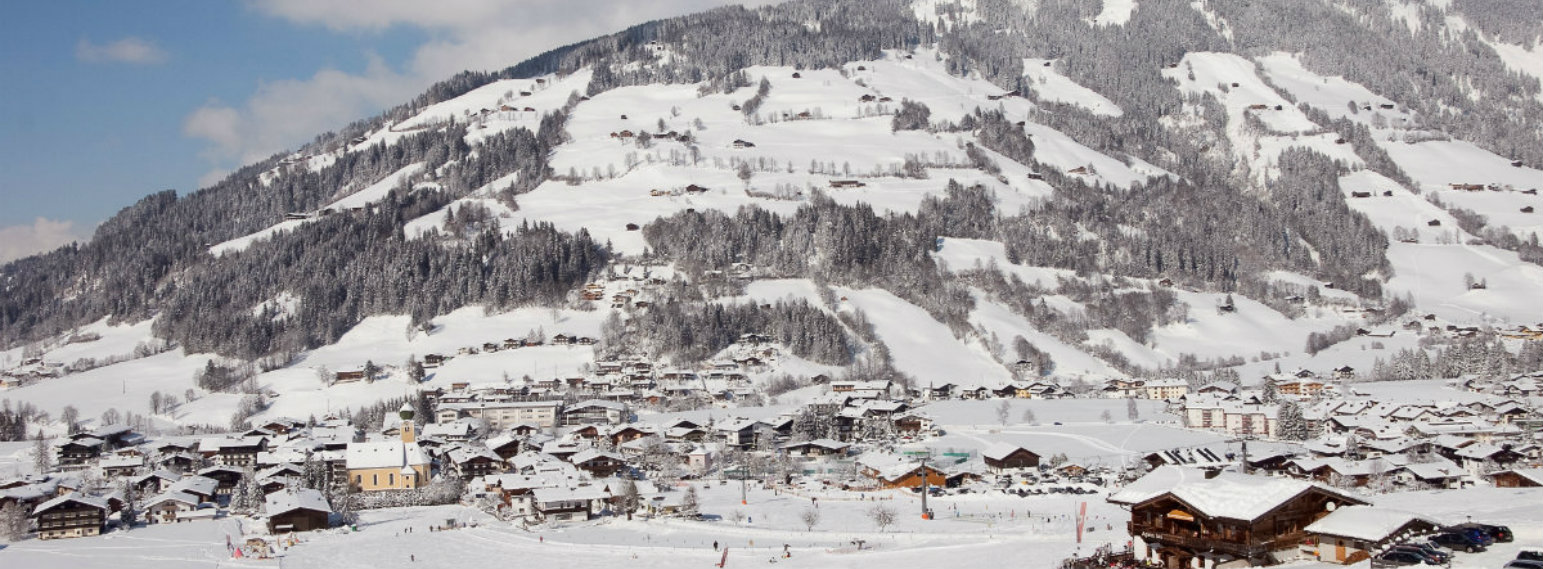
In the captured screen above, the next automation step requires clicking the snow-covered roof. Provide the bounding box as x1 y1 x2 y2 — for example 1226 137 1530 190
345 440 430 470
569 448 626 465
1490 468 1543 486
982 443 1036 461
533 485 609 504
1164 472 1363 521
1304 505 1436 541
144 490 203 508
168 475 220 498
35 493 110 514
264 488 331 516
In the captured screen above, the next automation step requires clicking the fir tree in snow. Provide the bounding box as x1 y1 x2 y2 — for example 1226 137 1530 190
680 485 700 517
1260 381 1278 404
232 467 261 514
118 479 139 528
0 501 27 541
1127 398 1140 421
31 431 49 474
1277 400 1309 441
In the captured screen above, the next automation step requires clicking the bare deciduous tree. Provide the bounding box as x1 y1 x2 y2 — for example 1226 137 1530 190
867 503 897 532
800 506 821 531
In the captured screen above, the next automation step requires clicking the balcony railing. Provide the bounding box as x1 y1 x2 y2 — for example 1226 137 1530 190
1132 522 1306 559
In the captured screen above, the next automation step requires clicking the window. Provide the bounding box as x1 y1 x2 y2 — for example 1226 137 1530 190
389 473 396 486
372 474 378 486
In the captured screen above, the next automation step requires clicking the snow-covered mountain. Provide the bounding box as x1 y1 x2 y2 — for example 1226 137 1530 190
3 0 1542 432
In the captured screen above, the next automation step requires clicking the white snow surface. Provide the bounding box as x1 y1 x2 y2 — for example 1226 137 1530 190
1022 59 1123 117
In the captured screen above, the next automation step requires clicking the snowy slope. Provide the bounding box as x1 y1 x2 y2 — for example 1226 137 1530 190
1021 59 1123 117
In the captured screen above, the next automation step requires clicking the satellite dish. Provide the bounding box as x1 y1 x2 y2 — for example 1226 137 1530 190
1325 501 1337 511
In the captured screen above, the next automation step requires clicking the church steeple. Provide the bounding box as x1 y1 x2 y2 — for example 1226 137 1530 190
399 403 417 444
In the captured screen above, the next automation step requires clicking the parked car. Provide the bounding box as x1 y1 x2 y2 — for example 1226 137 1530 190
1429 531 1487 553
1389 544 1449 564
1377 551 1429 566
1396 541 1450 563
1518 549 1543 562
1453 522 1513 543
1504 561 1543 569
1452 526 1496 546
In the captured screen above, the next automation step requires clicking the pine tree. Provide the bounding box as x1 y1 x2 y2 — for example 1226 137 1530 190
680 485 700 516
232 467 261 514
31 431 49 474
119 480 139 529
1277 400 1309 441
0 501 27 541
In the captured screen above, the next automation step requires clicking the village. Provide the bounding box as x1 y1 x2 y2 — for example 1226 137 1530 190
3 335 1540 569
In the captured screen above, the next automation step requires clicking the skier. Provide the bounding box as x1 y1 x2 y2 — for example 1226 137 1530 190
714 540 720 551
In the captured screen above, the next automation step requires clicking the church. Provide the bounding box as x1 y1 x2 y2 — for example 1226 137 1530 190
346 404 431 491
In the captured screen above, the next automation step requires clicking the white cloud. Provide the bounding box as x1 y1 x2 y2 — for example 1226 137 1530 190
183 0 772 184
76 37 168 64
184 55 415 165
0 218 88 264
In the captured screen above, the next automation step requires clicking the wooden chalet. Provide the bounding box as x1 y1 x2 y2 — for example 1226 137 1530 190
1488 467 1543 488
1304 506 1439 564
982 444 1041 472
1110 468 1367 567
265 489 332 533
33 494 110 540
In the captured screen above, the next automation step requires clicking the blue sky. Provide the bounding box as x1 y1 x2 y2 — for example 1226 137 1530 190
0 0 761 262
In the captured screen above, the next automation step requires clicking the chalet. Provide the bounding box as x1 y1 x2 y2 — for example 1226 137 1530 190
1349 191 1371 198
829 180 867 189
1427 219 1441 226
265 488 332 533
56 437 104 467
1450 183 1486 191
197 466 246 499
1488 468 1543 488
859 94 876 102
780 438 850 458
562 400 629 426
731 139 756 149
144 491 211 524
568 449 627 477
981 444 1041 472
1110 468 1367 568
1143 378 1190 400
1067 166 1090 175
446 447 503 480
866 462 947 489
1304 506 1439 564
685 184 709 193
334 370 367 383
532 485 609 522
423 354 446 368
1523 206 1535 213
132 470 182 495
33 494 109 540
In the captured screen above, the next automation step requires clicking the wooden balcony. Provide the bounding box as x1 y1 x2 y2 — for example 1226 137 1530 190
1132 521 1307 560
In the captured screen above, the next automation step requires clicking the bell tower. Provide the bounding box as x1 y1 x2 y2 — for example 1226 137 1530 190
399 403 417 444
